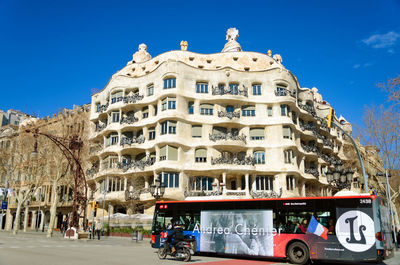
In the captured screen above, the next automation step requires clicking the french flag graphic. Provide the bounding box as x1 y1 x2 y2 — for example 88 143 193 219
307 216 328 240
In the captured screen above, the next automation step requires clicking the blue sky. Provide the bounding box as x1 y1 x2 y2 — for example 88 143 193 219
0 0 399 126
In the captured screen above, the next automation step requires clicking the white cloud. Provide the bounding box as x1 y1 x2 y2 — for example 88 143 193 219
353 62 372 69
362 31 400 49
353 64 360 69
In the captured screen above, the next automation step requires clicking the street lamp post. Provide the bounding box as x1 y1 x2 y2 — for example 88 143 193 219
35 187 41 232
149 177 166 200
326 164 354 190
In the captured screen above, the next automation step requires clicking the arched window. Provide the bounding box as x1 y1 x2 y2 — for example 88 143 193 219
195 148 207 163
163 77 176 89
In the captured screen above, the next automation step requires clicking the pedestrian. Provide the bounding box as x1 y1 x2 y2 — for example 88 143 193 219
88 222 92 239
95 219 102 240
61 218 68 235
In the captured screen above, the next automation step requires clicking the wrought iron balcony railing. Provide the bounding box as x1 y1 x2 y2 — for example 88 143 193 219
184 190 223 197
86 165 99 177
298 102 317 117
95 123 107 132
96 103 109 113
274 88 296 98
305 168 320 178
123 93 144 104
120 135 145 146
301 142 318 153
211 154 254 166
217 111 240 119
120 114 138 125
117 156 154 172
211 85 248 97
209 132 246 144
250 188 283 199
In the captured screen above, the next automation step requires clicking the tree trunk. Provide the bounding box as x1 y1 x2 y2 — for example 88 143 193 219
12 202 23 235
23 206 29 232
47 181 59 238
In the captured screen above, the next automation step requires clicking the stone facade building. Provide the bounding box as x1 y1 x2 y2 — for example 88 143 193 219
0 104 90 232
87 28 370 219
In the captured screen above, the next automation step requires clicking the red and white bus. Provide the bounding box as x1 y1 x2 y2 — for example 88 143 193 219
151 195 394 264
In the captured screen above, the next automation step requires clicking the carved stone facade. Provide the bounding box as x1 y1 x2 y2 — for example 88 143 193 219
88 28 370 219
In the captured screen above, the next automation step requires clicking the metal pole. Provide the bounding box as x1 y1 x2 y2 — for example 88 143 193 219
332 121 369 193
386 168 398 250
108 202 111 236
102 190 105 235
36 188 41 232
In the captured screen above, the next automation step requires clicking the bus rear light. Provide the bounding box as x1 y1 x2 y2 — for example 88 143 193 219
151 235 155 243
164 205 168 209
160 205 164 209
376 232 383 241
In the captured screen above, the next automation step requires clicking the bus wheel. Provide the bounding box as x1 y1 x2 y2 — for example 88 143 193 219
287 242 309 265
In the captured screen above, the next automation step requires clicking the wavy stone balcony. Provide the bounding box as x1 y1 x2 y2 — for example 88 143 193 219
211 85 248 97
209 133 246 144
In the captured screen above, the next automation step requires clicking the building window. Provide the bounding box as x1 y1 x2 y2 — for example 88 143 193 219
192 176 213 191
160 172 179 188
242 105 255 117
159 145 178 161
280 104 290 117
276 86 287 96
254 151 265 164
196 82 208 93
103 156 118 170
284 149 295 164
147 84 154 96
282 125 293 139
111 111 120 123
229 83 239 95
154 105 158 116
111 91 123 104
218 84 225 94
164 78 176 89
161 120 176 135
148 127 155 140
106 133 119 147
250 128 265 140
286 175 295 191
252 84 261 95
195 148 207 163
226 105 234 113
200 103 213 115
267 106 273 117
142 107 149 119
292 111 297 124
162 97 176 111
188 102 194 114
192 125 202 138
255 176 274 191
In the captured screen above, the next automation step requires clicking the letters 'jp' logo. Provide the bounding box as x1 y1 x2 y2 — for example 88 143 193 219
336 210 375 252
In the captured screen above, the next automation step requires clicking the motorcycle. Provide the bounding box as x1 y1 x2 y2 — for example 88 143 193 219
157 240 194 262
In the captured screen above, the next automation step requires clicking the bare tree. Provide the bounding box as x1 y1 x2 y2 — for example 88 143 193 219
378 75 400 106
7 133 46 235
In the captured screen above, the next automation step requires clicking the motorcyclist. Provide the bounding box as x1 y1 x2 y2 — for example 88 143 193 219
165 221 184 254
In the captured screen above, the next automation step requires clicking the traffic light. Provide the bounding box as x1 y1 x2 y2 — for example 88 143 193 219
92 201 98 212
327 107 335 128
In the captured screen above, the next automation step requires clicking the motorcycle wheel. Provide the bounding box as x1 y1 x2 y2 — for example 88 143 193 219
157 248 167 259
181 248 191 262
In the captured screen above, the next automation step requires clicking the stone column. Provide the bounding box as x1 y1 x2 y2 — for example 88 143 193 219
31 211 37 230
245 173 250 196
222 172 227 195
39 210 45 231
23 206 28 232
